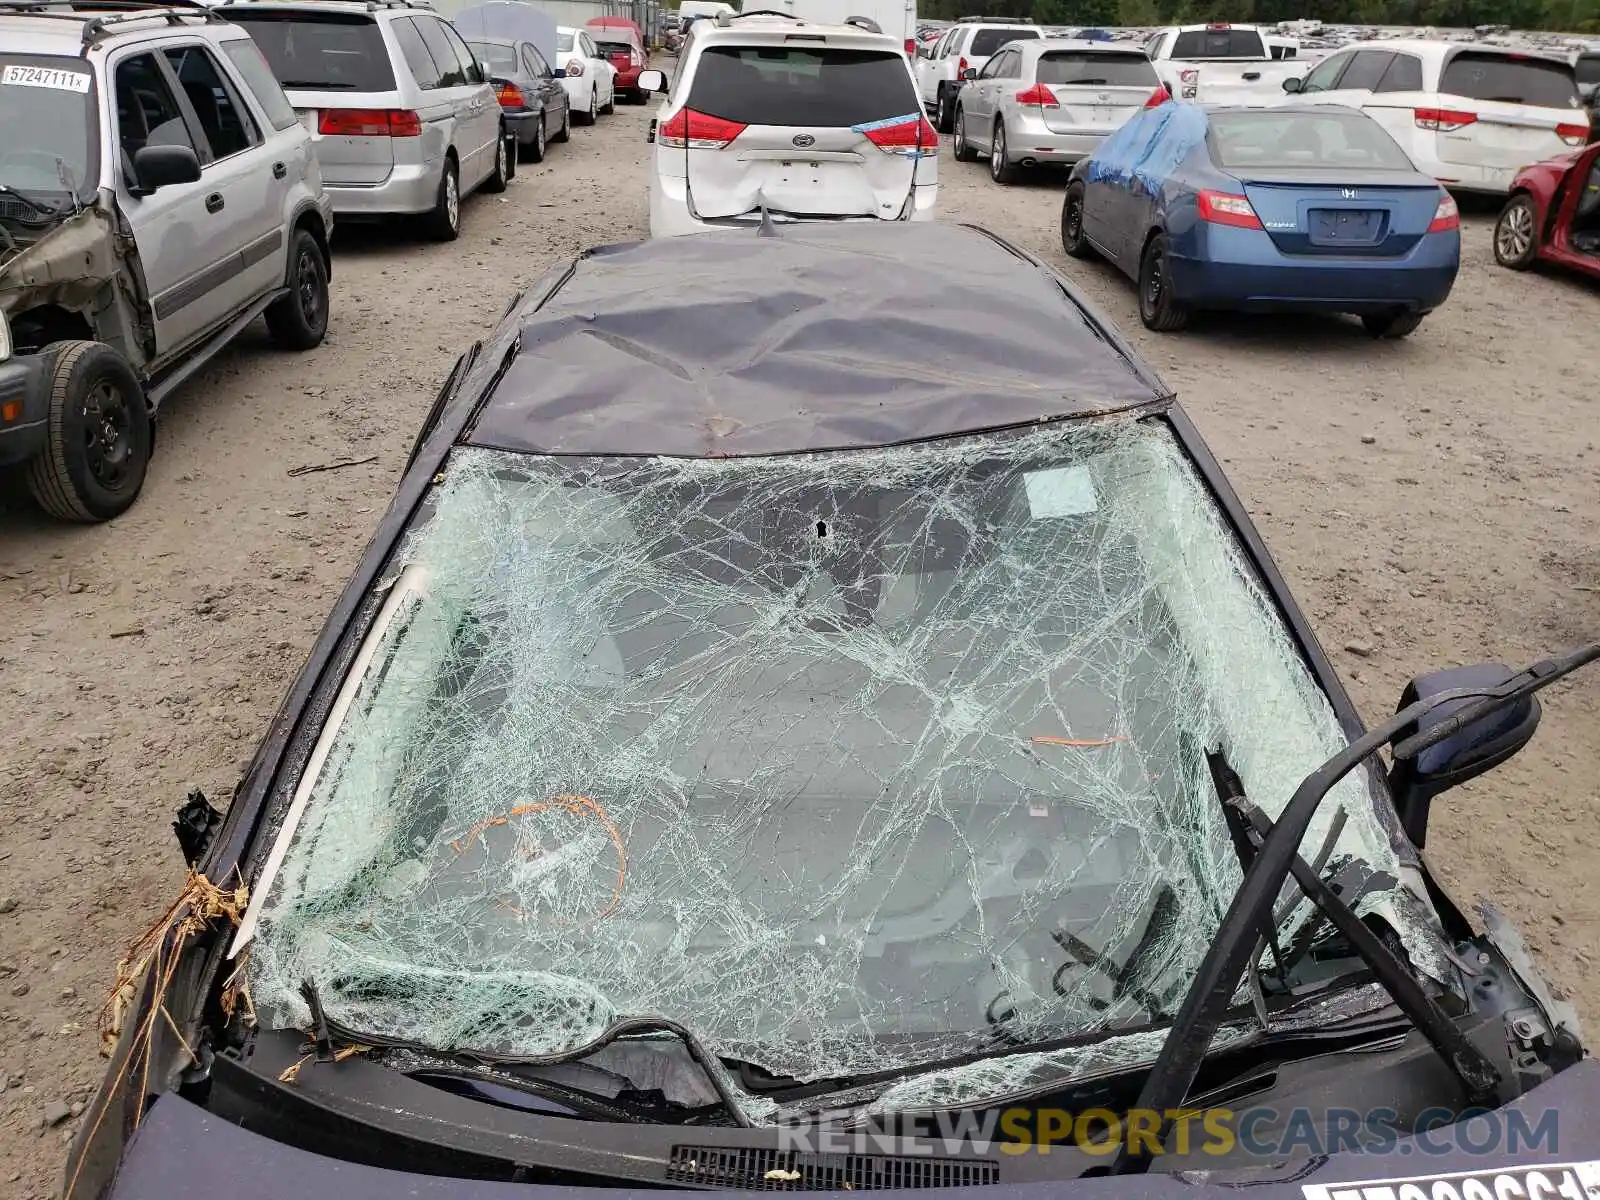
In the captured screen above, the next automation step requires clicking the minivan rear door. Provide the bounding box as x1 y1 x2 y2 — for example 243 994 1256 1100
1430 50 1586 172
1033 48 1157 135
679 38 931 221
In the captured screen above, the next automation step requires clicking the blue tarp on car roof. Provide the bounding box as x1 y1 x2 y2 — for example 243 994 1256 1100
1085 101 1209 197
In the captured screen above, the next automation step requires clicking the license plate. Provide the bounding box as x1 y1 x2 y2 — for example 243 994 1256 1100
1304 1160 1600 1200
1310 208 1380 242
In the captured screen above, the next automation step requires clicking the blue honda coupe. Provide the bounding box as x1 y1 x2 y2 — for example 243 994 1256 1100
1062 103 1461 337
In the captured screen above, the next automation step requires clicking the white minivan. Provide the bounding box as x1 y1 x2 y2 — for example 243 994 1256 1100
1281 39 1588 195
639 13 937 236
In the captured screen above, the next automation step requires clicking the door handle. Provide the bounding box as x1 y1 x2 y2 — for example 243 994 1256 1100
205 192 224 213
272 161 287 179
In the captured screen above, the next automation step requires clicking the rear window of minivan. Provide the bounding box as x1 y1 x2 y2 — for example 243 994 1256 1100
229 11 397 92
688 47 916 127
1035 51 1158 86
1439 51 1580 108
969 27 1039 56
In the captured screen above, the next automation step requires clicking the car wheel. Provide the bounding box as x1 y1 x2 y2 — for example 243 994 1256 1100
600 84 615 115
423 158 461 241
1138 234 1189 332
24 341 151 523
553 104 571 143
265 227 330 351
523 113 547 163
1061 181 1093 259
990 121 1018 184
1362 310 1425 339
483 129 511 194
934 88 952 134
952 107 977 162
579 87 598 125
1493 193 1538 270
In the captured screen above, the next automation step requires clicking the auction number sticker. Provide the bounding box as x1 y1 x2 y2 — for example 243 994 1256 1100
1306 1162 1600 1200
2 65 92 93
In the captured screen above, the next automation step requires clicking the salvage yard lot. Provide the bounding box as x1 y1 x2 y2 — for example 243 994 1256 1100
1 91 1598 1197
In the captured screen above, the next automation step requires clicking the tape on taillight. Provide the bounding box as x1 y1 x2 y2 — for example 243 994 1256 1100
856 112 940 155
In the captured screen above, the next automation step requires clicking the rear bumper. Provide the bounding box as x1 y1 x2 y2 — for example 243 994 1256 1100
1406 147 1522 196
324 160 443 217
503 109 541 142
615 67 642 89
651 175 937 237
1003 109 1119 164
0 352 49 468
1169 226 1460 313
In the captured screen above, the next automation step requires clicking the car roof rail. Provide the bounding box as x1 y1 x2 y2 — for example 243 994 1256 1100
0 0 228 43
956 14 1034 22
715 8 800 24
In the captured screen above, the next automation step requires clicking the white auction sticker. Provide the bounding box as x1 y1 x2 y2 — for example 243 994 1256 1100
2 64 92 93
1305 1161 1600 1200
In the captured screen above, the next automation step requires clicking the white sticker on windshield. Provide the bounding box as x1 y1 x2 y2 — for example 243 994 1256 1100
1024 465 1097 518
2 65 92 93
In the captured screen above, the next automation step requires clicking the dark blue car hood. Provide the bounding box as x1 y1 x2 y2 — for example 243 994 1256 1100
106 1060 1600 1200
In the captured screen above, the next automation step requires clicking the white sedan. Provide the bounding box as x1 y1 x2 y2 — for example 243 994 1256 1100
555 26 618 124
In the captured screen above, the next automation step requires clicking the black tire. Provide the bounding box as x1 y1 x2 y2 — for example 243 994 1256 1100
521 113 547 162
24 341 151 523
552 103 571 143
1493 193 1538 270
264 227 329 351
952 106 977 162
1061 180 1092 259
1138 234 1189 332
1362 310 1425 339
990 120 1018 185
599 86 615 115
934 87 953 134
423 158 461 241
577 87 598 125
482 129 511 194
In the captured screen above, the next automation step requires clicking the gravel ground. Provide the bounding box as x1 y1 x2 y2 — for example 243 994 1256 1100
1 89 1597 1198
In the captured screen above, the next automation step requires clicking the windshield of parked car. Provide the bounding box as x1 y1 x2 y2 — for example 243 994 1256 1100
1440 50 1580 108
1209 111 1417 171
1170 29 1266 59
1035 50 1158 86
687 47 918 128
244 418 1452 1103
227 11 398 91
970 27 1039 56
0 56 98 212
467 40 520 73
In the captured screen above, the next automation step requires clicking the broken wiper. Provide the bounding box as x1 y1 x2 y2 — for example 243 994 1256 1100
1111 639 1600 1174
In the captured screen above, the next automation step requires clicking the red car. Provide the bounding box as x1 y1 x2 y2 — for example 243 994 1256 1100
1493 140 1600 279
586 17 648 103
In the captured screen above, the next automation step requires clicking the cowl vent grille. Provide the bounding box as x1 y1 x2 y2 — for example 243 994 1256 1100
666 1146 1001 1190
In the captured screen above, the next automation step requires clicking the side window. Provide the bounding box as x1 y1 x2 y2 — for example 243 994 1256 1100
415 17 467 87
523 46 548 77
393 18 444 89
977 50 1002 78
1333 49 1393 93
939 30 962 61
113 52 198 183
1374 52 1423 93
221 38 297 131
163 44 260 161
440 22 486 84
580 33 597 59
1298 51 1350 94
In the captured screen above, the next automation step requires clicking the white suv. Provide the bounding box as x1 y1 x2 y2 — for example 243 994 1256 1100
913 17 1041 131
638 13 937 238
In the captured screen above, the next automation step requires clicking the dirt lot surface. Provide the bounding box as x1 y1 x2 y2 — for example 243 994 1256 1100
1 91 1597 1198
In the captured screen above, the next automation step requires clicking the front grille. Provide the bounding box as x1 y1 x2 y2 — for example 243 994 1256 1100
666 1146 1001 1191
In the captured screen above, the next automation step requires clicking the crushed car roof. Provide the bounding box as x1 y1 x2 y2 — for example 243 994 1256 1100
464 222 1172 459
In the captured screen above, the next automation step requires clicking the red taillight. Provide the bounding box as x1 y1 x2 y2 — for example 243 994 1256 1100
861 113 940 155
566 61 582 77
1414 107 1476 130
318 108 421 137
1144 85 1170 108
1556 122 1589 146
1428 192 1459 233
658 108 747 148
1196 189 1262 230
957 56 968 76
1014 83 1058 107
631 49 645 67
495 82 526 108
904 37 916 56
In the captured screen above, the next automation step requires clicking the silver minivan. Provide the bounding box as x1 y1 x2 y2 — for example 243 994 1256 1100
223 0 509 239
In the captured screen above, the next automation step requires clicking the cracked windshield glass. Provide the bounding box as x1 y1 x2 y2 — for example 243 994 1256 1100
0 56 96 225
245 417 1451 1109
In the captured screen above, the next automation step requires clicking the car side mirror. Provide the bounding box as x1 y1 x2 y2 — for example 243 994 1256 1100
1281 76 1303 93
131 144 201 196
960 66 977 80
637 68 667 93
1386 663 1541 850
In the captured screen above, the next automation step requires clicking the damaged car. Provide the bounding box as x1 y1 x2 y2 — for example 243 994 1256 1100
66 222 1599 1200
0 0 332 522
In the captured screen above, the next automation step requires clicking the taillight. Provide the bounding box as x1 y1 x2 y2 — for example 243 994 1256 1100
1556 122 1589 146
631 49 645 67
658 108 746 148
318 108 421 137
1414 107 1476 130
566 61 582 77
904 37 916 55
1427 192 1459 233
1196 189 1262 230
957 56 968 76
1014 83 1058 107
495 82 526 108
1144 85 1170 108
860 113 940 155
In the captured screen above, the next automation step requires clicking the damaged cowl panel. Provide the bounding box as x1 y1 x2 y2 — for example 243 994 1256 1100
233 414 1457 1114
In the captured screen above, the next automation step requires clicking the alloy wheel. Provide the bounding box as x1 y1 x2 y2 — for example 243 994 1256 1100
296 248 321 328
991 125 1005 179
1496 200 1533 263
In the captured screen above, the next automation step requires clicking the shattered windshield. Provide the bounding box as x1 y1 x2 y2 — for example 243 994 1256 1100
245 418 1449 1098
0 57 98 216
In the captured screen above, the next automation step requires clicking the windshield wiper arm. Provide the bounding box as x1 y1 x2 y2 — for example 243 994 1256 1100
1110 639 1600 1174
